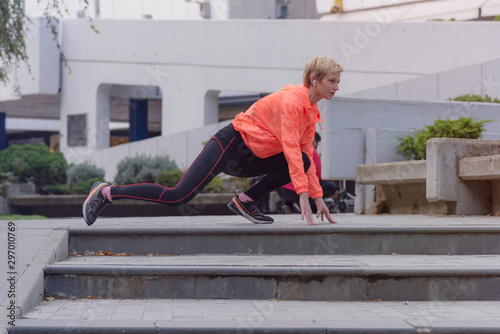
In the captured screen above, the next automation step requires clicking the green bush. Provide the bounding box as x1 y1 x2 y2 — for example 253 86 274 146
156 169 225 193
493 15 500 21
397 117 492 160
0 143 68 192
156 169 183 187
67 162 105 188
450 94 500 103
201 175 224 193
115 155 178 185
70 177 102 195
42 183 69 195
223 177 252 194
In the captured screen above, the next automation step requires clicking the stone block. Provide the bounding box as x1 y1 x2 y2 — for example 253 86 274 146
4 183 36 197
359 128 417 214
356 161 426 185
377 184 451 215
0 197 9 215
426 138 500 215
459 155 500 180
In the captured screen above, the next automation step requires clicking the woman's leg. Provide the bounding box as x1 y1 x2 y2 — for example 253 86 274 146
225 151 311 202
224 149 310 223
110 125 240 207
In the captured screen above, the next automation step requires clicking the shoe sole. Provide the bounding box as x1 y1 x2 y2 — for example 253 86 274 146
227 199 274 224
82 182 107 226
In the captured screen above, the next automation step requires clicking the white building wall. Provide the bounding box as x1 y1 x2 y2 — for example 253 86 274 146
0 17 59 101
57 19 500 180
26 0 317 21
351 59 500 101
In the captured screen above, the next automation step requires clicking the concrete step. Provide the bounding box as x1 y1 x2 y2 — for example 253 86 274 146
13 299 500 333
68 225 500 255
44 255 500 301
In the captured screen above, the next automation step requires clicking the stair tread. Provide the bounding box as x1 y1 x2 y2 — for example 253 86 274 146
72 213 500 230
50 254 500 267
44 254 500 275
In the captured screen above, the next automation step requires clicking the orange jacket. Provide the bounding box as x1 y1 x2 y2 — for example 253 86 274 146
232 84 323 198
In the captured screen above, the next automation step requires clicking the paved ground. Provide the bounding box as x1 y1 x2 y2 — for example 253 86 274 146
2 213 500 332
23 299 500 321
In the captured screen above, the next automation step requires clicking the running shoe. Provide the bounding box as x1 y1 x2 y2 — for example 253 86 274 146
82 182 111 226
227 195 274 224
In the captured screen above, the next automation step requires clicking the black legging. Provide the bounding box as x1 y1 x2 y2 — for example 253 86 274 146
110 123 311 207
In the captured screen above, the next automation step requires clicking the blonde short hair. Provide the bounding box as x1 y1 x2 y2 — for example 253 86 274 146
303 56 344 88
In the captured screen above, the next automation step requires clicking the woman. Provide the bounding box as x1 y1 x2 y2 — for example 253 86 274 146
83 56 342 226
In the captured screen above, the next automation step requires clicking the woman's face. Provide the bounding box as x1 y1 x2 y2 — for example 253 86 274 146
314 72 341 100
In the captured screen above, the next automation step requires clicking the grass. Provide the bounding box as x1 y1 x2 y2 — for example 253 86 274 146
0 214 47 220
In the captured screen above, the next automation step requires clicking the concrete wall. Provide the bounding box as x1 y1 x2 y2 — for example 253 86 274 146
352 59 500 101
26 0 319 20
320 97 500 180
58 19 500 168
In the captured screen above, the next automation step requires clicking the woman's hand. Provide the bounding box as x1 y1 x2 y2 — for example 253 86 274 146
314 197 337 224
299 192 316 225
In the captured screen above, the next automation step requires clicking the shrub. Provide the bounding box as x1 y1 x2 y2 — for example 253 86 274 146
450 94 500 103
156 169 183 187
156 169 225 193
42 183 69 195
115 155 178 184
397 117 492 160
201 175 224 193
0 143 68 192
70 177 102 195
223 177 252 194
67 162 106 188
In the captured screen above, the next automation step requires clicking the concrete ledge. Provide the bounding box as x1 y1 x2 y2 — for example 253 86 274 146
159 319 416 333
8 193 233 206
10 319 158 333
426 138 500 215
8 193 235 217
1 229 69 318
406 320 500 334
356 161 426 185
43 264 500 277
43 257 500 301
356 139 500 215
459 155 500 180
12 316 500 333
9 319 418 334
70 225 500 234
67 226 500 255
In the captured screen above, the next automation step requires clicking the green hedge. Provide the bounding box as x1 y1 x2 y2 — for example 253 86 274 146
0 143 67 192
156 169 225 193
67 162 105 188
397 117 492 160
450 94 500 103
115 155 178 184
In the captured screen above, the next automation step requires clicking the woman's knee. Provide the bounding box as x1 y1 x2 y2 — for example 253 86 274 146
159 187 199 207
